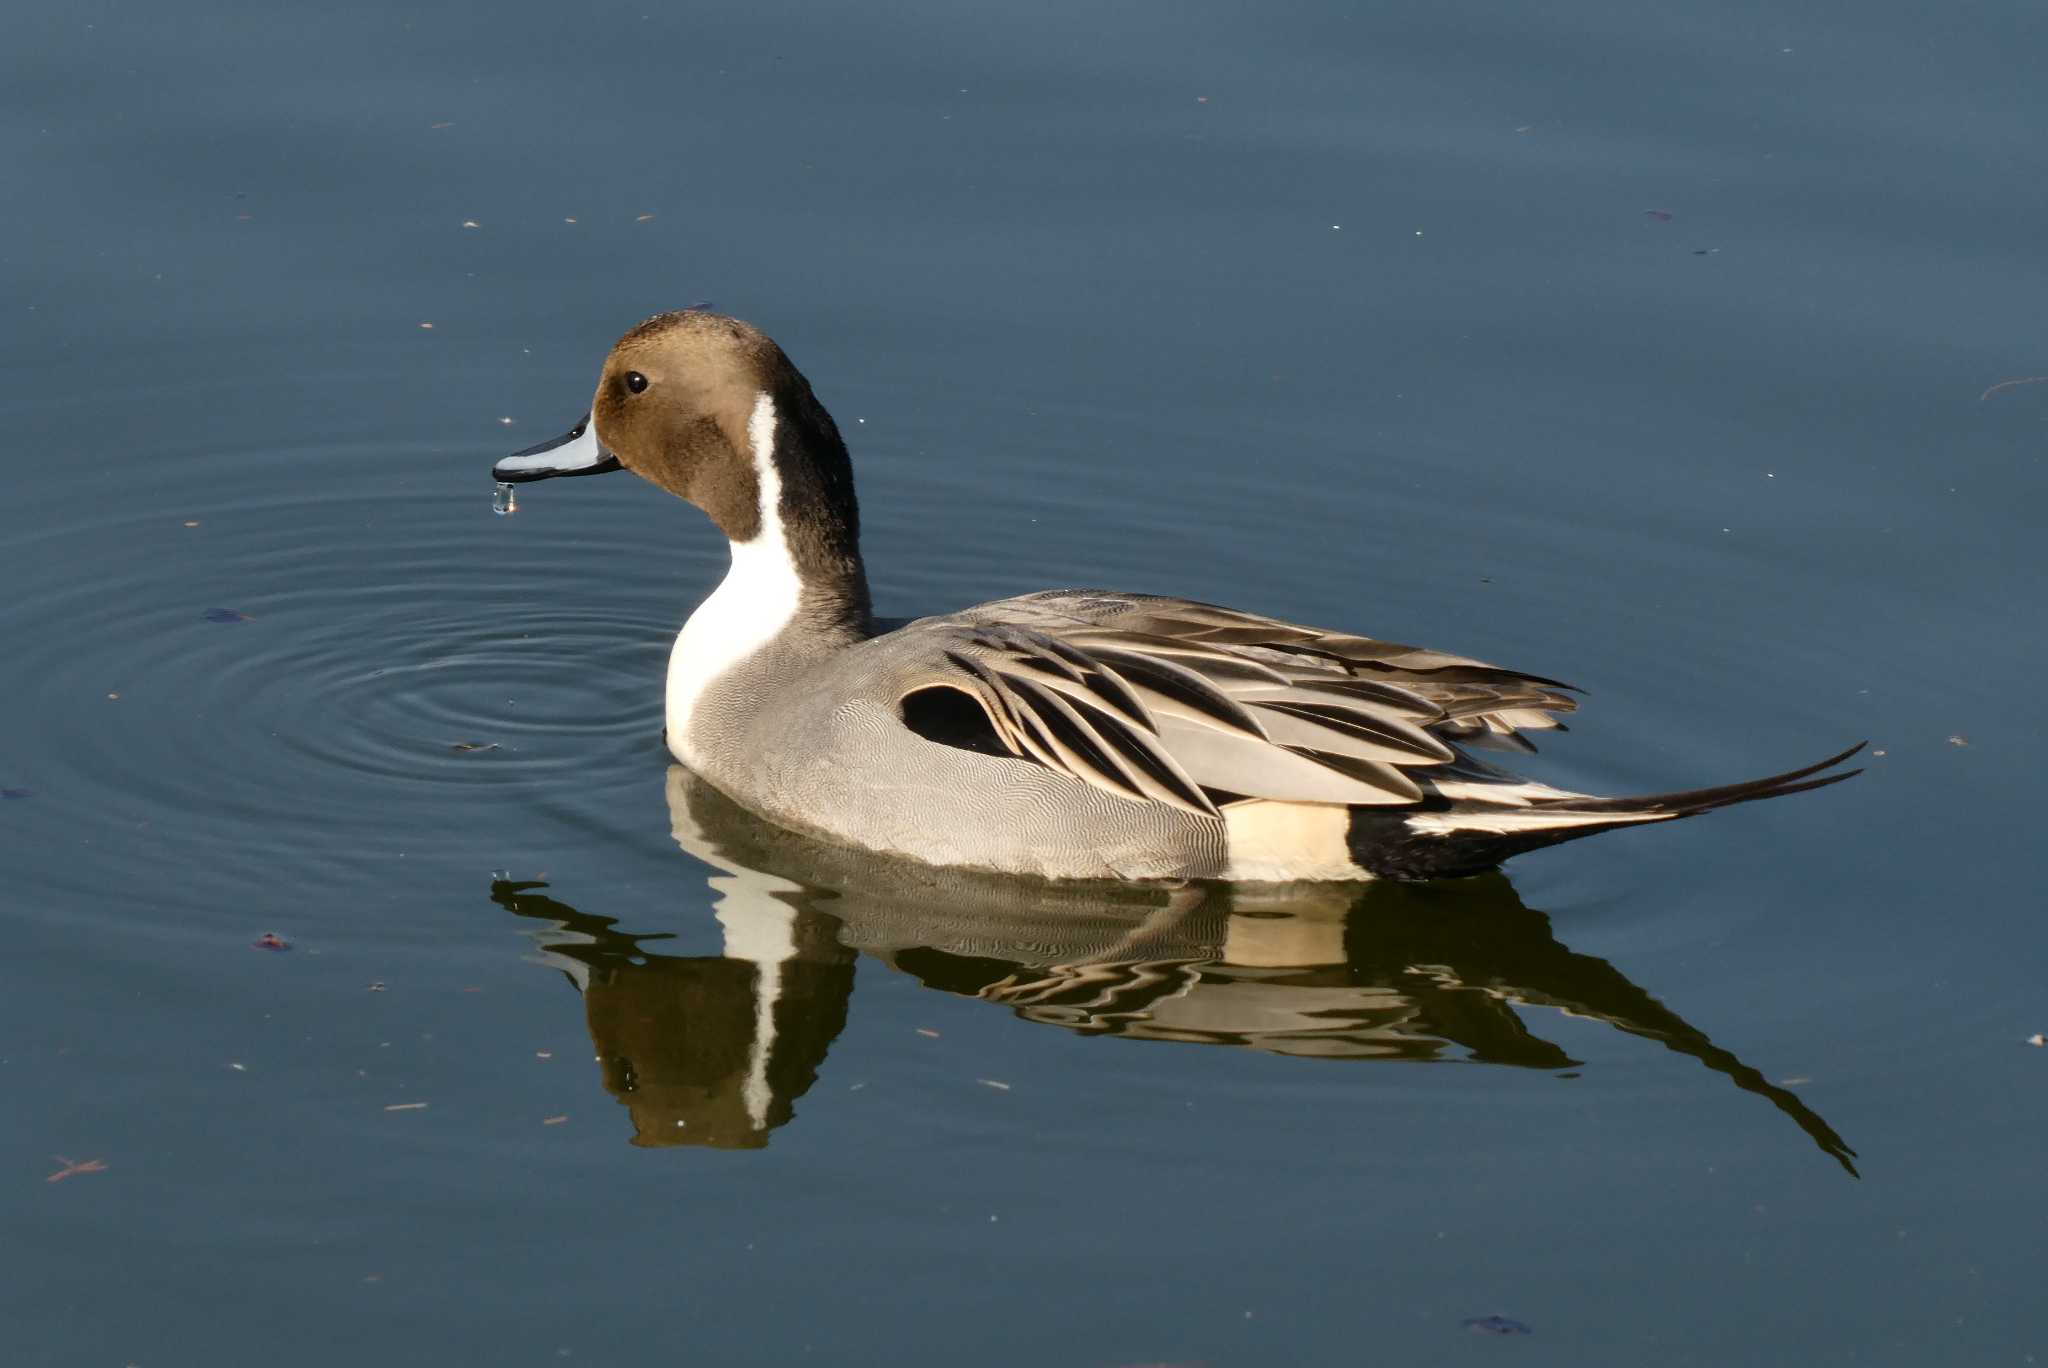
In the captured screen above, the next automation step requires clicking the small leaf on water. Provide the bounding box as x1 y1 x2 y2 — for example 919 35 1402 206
450 741 500 753
1462 1316 1532 1336
252 932 290 951
203 608 251 624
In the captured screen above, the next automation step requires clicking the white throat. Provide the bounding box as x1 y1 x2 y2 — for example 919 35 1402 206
665 392 803 767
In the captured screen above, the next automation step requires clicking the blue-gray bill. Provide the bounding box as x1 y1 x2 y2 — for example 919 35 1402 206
493 413 621 483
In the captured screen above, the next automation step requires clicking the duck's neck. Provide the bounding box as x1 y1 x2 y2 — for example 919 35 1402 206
752 382 871 637
667 388 872 764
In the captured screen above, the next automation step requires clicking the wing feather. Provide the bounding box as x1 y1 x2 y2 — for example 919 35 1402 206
1000 673 1219 817
1153 718 1422 804
1074 645 1271 738
912 593 1579 818
939 649 1039 756
1234 678 1447 721
996 674 1155 807
1062 630 1299 685
1249 700 1458 764
981 650 1159 735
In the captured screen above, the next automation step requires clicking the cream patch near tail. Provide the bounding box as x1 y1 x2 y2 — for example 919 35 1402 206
1224 801 1371 881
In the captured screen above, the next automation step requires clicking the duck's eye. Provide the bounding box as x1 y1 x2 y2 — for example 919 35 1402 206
625 371 648 394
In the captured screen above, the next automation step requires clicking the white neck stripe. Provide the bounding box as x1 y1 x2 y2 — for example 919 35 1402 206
745 390 782 537
665 392 804 766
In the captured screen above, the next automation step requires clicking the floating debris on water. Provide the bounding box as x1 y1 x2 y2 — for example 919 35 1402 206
203 608 252 624
1980 374 2048 402
1 787 32 799
1947 735 1969 747
1462 1316 1532 1336
2027 1034 2045 1047
976 1078 1012 1091
252 932 290 951
46 1156 108 1184
492 481 518 516
449 741 500 753
1645 209 1673 221
384 1102 428 1112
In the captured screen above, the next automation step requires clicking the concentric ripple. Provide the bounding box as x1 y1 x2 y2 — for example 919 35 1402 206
3 438 715 908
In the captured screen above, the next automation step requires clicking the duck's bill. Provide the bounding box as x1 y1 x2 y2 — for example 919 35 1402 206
493 414 622 483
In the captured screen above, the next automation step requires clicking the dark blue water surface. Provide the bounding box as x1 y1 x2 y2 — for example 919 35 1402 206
6 1 2045 1363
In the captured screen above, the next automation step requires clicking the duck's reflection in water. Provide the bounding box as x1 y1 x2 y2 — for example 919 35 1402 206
488 765 1856 1173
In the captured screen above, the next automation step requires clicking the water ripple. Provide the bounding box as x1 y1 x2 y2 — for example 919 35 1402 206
3 442 691 890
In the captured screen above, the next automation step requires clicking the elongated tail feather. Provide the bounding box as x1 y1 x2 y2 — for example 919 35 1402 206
1351 744 1866 880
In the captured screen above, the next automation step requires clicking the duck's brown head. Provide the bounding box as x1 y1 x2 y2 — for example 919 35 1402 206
493 310 801 542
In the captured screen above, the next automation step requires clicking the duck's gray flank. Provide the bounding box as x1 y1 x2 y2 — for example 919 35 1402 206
493 309 1861 881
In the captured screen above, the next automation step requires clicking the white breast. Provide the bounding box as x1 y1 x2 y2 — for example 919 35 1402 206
665 391 803 767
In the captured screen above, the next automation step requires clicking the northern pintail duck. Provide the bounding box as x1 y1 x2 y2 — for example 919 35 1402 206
493 310 1860 882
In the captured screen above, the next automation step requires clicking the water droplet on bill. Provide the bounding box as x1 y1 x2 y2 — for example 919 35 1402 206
492 481 518 516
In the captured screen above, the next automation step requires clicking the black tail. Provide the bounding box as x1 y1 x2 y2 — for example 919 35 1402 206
1349 743 1865 881
1530 742 1867 817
